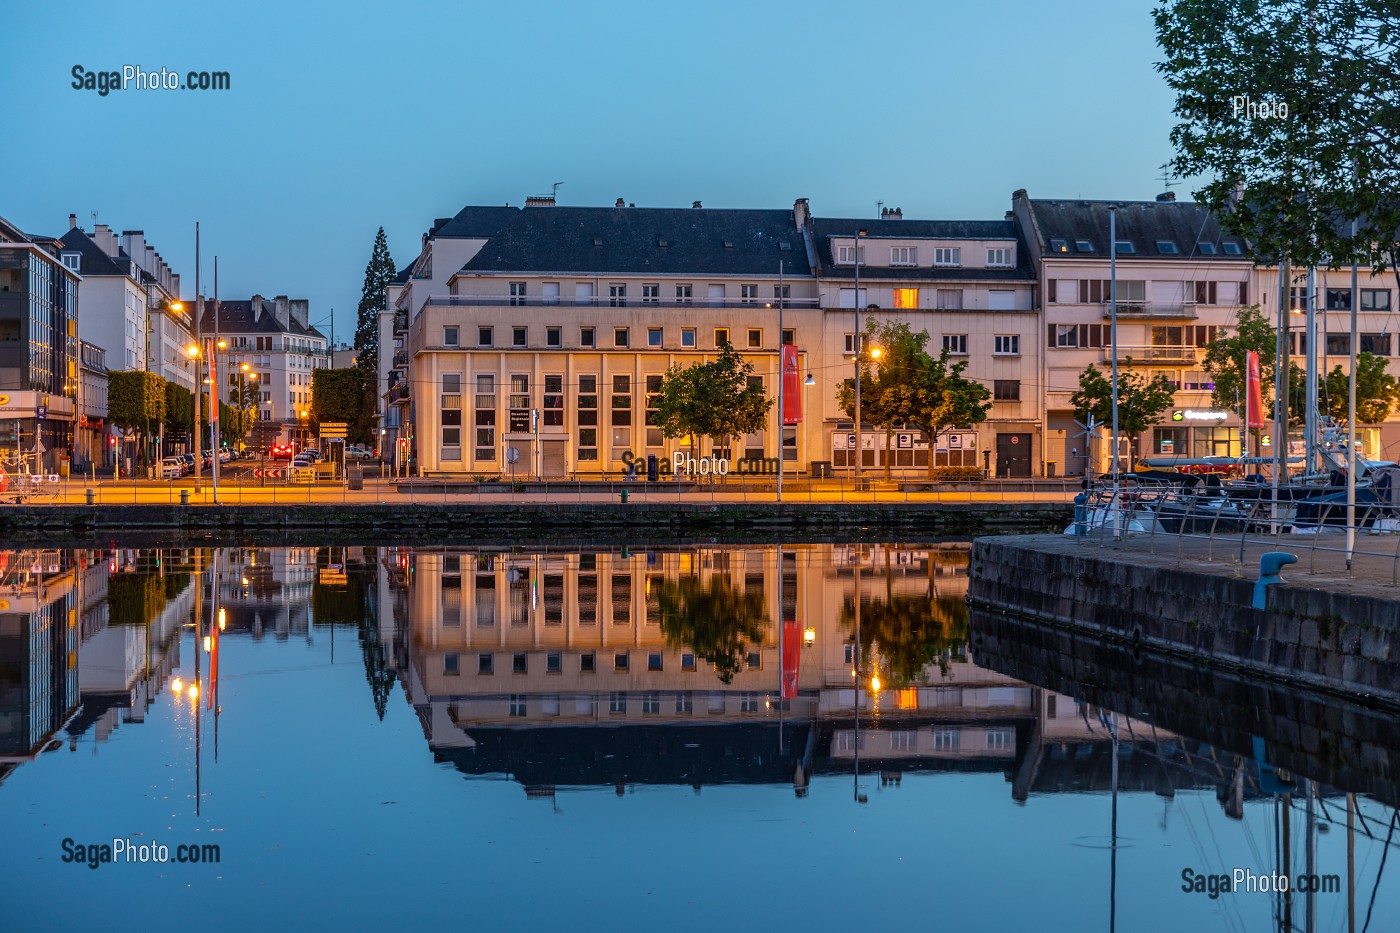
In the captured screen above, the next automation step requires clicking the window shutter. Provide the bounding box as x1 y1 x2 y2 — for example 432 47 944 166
1048 323 1057 347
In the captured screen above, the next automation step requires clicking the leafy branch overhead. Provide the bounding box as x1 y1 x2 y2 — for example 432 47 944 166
652 342 773 454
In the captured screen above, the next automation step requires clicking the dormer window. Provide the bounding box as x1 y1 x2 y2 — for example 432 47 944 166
890 246 916 266
1114 240 1136 254
1075 240 1094 252
1156 240 1179 254
1222 242 1243 255
1049 239 1069 254
1196 242 1217 255
61 252 80 272
933 247 961 267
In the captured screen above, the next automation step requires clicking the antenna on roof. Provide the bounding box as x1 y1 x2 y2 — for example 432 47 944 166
876 200 884 218
90 210 98 227
551 181 563 200
1158 162 1177 193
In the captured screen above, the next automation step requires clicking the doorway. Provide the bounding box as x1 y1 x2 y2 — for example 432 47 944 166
995 433 1032 478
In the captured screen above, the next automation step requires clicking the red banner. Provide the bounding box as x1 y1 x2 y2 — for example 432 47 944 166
208 615 219 710
1246 350 1265 428
206 338 219 423
781 619 801 699
781 345 802 425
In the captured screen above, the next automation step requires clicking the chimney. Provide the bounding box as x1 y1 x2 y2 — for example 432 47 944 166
524 196 556 208
290 299 309 330
273 295 290 329
793 197 810 230
880 206 903 220
92 224 118 258
615 198 625 208
1156 191 1177 202
68 213 77 230
692 200 702 209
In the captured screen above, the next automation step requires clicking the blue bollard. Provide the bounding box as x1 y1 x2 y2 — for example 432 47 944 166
1073 492 1088 536
1252 551 1297 609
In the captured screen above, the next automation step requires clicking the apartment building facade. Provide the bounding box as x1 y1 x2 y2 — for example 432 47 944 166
200 296 327 446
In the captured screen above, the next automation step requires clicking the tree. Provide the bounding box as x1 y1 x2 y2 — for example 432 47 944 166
354 227 396 382
311 367 374 444
1201 304 1277 415
1320 353 1398 424
835 320 930 480
656 573 769 684
164 381 194 435
906 350 992 479
1071 362 1177 469
107 371 166 465
652 342 773 460
1154 0 1400 272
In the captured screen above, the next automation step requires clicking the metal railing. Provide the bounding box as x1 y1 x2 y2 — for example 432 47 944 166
421 294 823 311
1074 478 1400 582
1099 345 1198 364
1099 300 1199 319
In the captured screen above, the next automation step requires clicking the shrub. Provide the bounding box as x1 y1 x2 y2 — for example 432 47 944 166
930 465 984 482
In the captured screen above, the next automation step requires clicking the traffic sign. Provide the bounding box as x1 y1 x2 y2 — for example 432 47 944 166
252 468 286 478
319 422 348 439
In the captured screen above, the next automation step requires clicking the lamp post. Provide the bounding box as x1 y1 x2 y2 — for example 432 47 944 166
237 364 257 453
853 344 882 484
853 229 866 483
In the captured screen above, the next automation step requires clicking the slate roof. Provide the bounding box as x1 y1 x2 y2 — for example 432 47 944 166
430 205 521 239
811 217 1036 281
455 205 811 277
1025 199 1252 260
57 228 130 277
199 299 327 340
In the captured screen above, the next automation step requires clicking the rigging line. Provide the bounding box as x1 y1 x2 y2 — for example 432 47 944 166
1197 790 1250 933
1361 809 1399 933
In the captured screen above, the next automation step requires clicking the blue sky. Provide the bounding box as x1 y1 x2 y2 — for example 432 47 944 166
2 0 1181 345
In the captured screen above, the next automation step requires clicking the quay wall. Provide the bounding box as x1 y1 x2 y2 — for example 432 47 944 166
968 535 1400 710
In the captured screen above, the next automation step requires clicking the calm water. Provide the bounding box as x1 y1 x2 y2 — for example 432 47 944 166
1 542 1396 932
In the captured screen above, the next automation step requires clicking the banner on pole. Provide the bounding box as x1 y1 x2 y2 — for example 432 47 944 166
781 345 802 425
1246 350 1265 428
781 619 801 699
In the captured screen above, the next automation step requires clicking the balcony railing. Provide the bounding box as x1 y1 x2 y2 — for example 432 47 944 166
1100 345 1198 364
392 349 408 367
387 382 411 404
421 294 821 311
1100 300 1198 320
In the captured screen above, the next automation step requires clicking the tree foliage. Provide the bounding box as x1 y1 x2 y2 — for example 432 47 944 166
1286 352 1399 425
1201 304 1277 413
652 342 773 455
1071 363 1178 467
1154 0 1400 271
656 574 768 684
311 367 374 444
839 594 969 687
354 227 396 382
107 371 166 428
163 381 193 431
835 319 991 478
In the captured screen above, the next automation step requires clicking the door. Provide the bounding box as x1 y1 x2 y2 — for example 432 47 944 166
996 433 1032 478
541 439 567 478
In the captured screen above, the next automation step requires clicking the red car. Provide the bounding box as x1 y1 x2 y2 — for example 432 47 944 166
270 444 296 460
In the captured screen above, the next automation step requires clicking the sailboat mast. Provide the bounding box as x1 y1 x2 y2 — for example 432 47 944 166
1305 266 1319 474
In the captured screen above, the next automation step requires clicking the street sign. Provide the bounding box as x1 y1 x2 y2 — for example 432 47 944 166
252 468 286 478
319 422 348 439
506 447 520 464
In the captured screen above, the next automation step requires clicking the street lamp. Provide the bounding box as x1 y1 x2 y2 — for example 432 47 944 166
852 229 868 482
853 343 881 483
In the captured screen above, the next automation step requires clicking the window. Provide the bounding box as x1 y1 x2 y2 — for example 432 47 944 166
645 374 664 447
1156 240 1179 254
988 290 1015 311
1049 238 1068 253
474 373 497 461
681 652 696 672
1361 333 1392 356
444 653 460 675
934 247 961 267
509 282 526 305
936 289 963 310
893 288 919 309
543 374 564 426
1196 281 1219 306
513 652 528 674
1362 289 1391 310
740 693 759 713
934 729 960 751
509 374 530 434
580 651 596 673
1326 333 1351 355
890 246 916 266
773 284 790 302
614 327 629 348
443 325 459 347
609 284 627 306
441 374 463 461
681 328 696 348
62 252 80 272
648 652 663 672
747 328 762 349
477 326 493 348
509 695 527 717
542 282 560 305
614 652 629 672
707 284 725 306
1222 242 1243 255
837 245 864 264
782 328 795 346
714 327 730 347
986 729 1012 750
642 284 660 304
675 284 693 305
994 334 1020 355
609 692 626 714
839 288 868 309
1075 239 1094 253
844 333 858 354
575 282 595 304
512 326 527 348
993 380 1020 401
577 375 598 461
987 247 1013 267
580 326 595 348
1114 240 1135 254
642 693 661 715
741 284 758 304
647 327 663 348
942 334 968 355
1196 242 1217 255
675 692 693 714
477 653 494 675
546 326 562 348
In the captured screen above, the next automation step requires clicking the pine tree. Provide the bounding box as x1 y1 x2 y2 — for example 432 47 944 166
354 227 396 380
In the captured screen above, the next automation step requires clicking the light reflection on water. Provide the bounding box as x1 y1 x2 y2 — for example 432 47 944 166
0 542 1395 932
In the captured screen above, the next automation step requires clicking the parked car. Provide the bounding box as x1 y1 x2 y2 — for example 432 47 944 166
345 445 375 461
159 457 185 479
270 444 295 460
218 449 232 463
302 448 322 462
177 453 196 475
